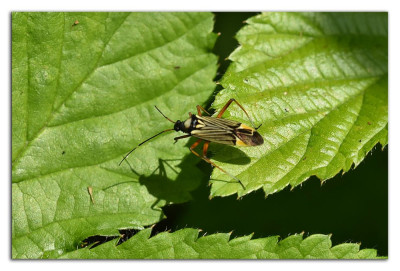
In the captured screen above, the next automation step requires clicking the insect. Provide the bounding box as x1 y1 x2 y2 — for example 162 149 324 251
119 98 263 189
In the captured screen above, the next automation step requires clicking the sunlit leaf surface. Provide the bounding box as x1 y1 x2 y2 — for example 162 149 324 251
209 12 388 197
12 12 217 258
59 228 383 259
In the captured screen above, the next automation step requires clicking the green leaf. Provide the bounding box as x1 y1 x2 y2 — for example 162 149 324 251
12 12 218 259
58 228 383 259
209 12 388 198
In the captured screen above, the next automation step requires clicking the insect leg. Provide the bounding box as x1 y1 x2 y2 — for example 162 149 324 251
217 98 256 128
190 139 203 151
202 141 210 157
190 140 246 190
174 134 191 144
196 105 211 116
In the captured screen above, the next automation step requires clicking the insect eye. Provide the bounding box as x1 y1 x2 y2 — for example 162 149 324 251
174 121 181 131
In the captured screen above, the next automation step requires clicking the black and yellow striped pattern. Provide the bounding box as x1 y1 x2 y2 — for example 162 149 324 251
190 116 263 146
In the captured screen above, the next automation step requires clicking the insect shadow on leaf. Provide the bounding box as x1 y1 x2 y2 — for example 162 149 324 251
122 154 204 210
207 144 251 165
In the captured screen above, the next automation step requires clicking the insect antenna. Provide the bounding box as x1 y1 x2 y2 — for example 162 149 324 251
155 106 175 123
119 128 175 166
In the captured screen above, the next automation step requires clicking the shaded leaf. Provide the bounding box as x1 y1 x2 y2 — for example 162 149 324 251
59 228 384 259
209 12 388 197
12 12 217 258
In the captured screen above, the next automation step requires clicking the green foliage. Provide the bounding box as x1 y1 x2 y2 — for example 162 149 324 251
59 228 383 259
210 12 388 197
12 12 387 259
12 12 217 259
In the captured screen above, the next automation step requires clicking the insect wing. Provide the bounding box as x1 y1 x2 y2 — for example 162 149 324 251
191 116 264 146
190 116 241 145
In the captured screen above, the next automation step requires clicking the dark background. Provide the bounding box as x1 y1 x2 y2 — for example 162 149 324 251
154 13 389 256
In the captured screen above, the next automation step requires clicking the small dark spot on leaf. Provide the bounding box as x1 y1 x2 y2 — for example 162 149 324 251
284 108 289 112
368 121 372 125
359 139 362 143
61 151 65 155
174 66 180 70
303 156 307 161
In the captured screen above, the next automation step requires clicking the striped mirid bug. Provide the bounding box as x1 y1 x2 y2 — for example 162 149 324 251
119 98 263 189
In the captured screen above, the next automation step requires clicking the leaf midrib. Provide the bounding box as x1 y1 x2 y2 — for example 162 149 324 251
12 13 127 165
216 78 379 193
12 13 212 172
12 61 214 183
